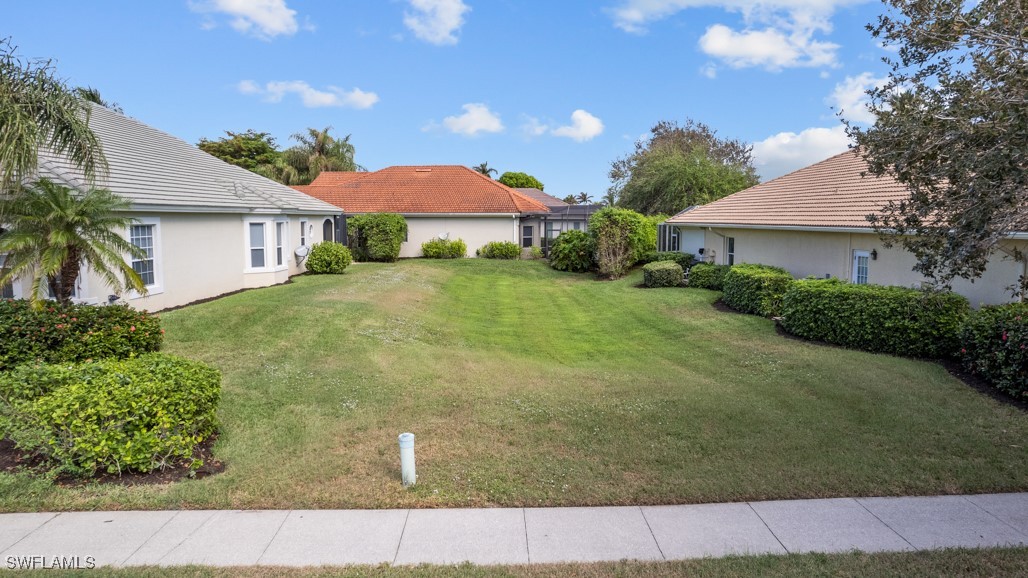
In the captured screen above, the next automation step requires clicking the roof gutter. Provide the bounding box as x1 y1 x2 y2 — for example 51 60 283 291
670 222 1028 239
124 204 340 216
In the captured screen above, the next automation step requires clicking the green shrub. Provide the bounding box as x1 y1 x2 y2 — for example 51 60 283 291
722 264 794 317
589 207 652 278
0 354 221 476
643 261 684 288
0 300 162 371
689 263 731 290
305 241 352 274
959 303 1027 399
478 241 521 259
346 213 407 262
421 238 467 259
780 279 970 358
642 251 696 271
549 230 595 273
529 246 544 260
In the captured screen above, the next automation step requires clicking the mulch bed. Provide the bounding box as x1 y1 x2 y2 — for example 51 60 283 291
0 435 225 487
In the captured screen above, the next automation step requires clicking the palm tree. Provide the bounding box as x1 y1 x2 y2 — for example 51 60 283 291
472 162 497 178
0 39 106 205
576 192 593 204
0 179 146 307
74 86 123 114
285 126 363 184
562 195 579 205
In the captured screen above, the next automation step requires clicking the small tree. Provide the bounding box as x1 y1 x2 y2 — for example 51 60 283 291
471 162 497 177
0 179 146 306
498 171 545 190
346 213 407 262
197 130 281 171
589 207 651 278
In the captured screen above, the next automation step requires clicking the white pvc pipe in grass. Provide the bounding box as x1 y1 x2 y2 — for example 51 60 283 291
398 432 416 487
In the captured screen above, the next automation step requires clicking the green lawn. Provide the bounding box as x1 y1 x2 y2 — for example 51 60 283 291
21 548 1028 577
1 259 1025 511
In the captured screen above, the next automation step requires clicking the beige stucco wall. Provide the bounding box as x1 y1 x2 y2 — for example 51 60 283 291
22 211 337 311
400 215 521 258
686 226 1025 306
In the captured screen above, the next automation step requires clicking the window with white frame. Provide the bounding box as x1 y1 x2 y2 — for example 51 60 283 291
249 222 266 268
130 224 156 286
522 225 534 248
275 222 285 267
852 250 870 284
725 236 735 266
573 221 581 230
669 228 680 252
300 220 308 246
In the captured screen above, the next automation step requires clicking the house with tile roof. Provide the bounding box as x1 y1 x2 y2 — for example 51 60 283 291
513 188 604 252
1 104 341 310
294 166 551 258
665 150 1027 306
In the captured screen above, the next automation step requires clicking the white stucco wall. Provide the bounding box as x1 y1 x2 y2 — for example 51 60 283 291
399 215 521 258
684 226 1025 306
6 212 334 311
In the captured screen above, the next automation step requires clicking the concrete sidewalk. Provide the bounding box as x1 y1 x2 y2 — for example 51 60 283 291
1 493 1025 568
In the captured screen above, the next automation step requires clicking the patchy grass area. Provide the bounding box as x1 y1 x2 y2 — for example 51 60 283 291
1 260 1025 511
20 548 1028 577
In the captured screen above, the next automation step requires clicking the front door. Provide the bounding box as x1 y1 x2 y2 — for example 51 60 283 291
852 250 870 284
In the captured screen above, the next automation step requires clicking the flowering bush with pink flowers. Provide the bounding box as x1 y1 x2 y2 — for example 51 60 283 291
0 299 163 371
959 303 1028 399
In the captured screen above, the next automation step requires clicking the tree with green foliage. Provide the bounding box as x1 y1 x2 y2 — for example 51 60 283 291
346 213 407 262
74 86 123 114
197 130 281 171
284 126 363 185
847 0 1027 296
0 179 146 306
498 171 544 191
0 38 106 210
471 162 497 177
609 119 758 214
576 192 593 204
589 207 652 278
561 195 579 205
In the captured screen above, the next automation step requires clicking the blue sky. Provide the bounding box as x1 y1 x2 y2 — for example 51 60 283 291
6 0 894 198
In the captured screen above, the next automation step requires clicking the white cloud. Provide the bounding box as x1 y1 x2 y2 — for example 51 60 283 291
608 0 866 69
751 125 851 180
436 103 504 136
551 110 605 142
521 116 550 137
698 23 838 70
404 0 470 45
700 63 718 78
190 0 302 39
238 80 379 109
827 72 887 124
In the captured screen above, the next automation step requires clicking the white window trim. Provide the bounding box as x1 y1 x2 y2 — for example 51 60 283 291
244 217 289 274
299 219 308 247
724 236 735 266
127 217 163 299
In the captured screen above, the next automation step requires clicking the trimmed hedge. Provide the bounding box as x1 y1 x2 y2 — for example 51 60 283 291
549 230 595 272
478 241 521 259
959 303 1027 399
421 238 467 259
305 241 352 274
780 279 970 358
0 354 221 476
642 251 696 271
0 299 162 372
722 264 793 317
689 263 731 290
643 261 683 288
346 213 407 262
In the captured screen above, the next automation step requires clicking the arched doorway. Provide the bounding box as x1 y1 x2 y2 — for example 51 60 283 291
323 218 334 242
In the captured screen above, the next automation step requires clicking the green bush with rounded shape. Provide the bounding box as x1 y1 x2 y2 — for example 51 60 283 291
0 353 221 476
305 241 352 274
421 238 467 259
478 241 521 259
549 230 595 272
0 300 162 371
689 263 731 290
643 261 683 288
722 264 794 317
346 213 407 262
959 303 1027 399
588 207 651 278
780 279 969 358
641 251 696 271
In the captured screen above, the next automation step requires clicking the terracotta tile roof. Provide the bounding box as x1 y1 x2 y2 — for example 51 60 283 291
293 166 551 214
514 188 569 208
666 150 911 229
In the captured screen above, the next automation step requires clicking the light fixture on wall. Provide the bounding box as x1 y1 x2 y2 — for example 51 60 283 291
871 249 878 261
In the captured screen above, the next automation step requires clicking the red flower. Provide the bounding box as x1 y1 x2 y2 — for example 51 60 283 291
1002 331 1008 341
960 348 967 354
130 326 136 332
